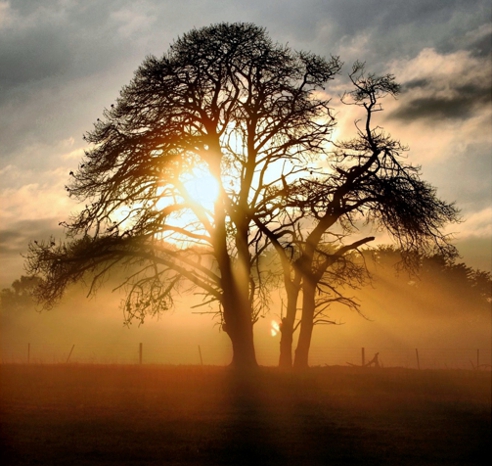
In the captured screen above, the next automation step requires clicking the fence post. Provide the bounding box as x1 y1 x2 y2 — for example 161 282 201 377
198 345 203 366
27 343 30 365
139 343 143 365
361 347 365 366
66 344 75 364
415 348 420 370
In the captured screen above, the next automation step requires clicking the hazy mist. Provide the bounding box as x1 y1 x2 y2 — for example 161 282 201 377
2 252 490 369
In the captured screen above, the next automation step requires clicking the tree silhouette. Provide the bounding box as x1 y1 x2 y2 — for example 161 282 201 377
0 276 42 314
418 252 492 313
25 23 341 369
259 63 459 368
365 246 491 327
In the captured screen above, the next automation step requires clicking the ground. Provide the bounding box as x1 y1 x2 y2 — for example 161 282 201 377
1 364 490 465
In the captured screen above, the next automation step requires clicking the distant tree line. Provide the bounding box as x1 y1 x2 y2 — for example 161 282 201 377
368 246 491 314
1 276 42 314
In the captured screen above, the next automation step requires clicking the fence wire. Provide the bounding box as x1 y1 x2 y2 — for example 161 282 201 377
2 341 490 370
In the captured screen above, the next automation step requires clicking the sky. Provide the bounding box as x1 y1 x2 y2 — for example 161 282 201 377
1 0 491 290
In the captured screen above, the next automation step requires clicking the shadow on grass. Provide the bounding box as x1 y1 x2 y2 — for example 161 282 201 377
1 365 490 465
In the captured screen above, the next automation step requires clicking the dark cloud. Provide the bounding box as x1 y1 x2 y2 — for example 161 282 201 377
0 0 490 161
467 30 492 58
0 1 144 159
0 30 71 90
2 0 489 94
404 78 431 90
391 91 491 122
0 1 259 160
309 0 492 65
0 218 66 287
0 218 63 256
1 4 105 94
391 62 492 122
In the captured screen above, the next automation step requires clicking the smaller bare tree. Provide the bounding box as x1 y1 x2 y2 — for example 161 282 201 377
256 62 459 368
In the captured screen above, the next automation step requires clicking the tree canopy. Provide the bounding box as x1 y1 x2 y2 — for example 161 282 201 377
26 23 459 370
26 23 342 369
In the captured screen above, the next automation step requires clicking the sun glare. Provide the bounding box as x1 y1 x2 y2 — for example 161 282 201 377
271 320 280 337
143 165 220 244
181 165 220 212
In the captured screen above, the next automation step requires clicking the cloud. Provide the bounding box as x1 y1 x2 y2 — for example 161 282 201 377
388 48 492 123
455 207 492 239
0 1 12 27
460 22 492 58
371 48 491 226
1 0 489 164
427 142 492 211
455 235 492 272
0 1 164 160
0 172 79 221
0 217 65 287
319 0 492 68
393 91 489 121
0 218 62 255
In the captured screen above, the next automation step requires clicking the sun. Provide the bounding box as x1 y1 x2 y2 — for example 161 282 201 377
181 164 220 212
154 163 220 216
271 320 280 337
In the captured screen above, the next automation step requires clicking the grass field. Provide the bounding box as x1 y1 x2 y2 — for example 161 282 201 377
1 364 490 465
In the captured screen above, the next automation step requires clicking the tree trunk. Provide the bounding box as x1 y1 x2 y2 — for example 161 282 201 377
210 158 258 371
279 319 294 368
229 212 258 370
293 280 316 369
278 282 299 369
228 314 257 369
222 285 258 370
219 239 257 370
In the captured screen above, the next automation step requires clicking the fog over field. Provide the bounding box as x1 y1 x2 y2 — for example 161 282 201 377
2 251 490 368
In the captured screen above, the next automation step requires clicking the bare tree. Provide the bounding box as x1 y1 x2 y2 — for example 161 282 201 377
25 23 341 370
256 63 459 369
